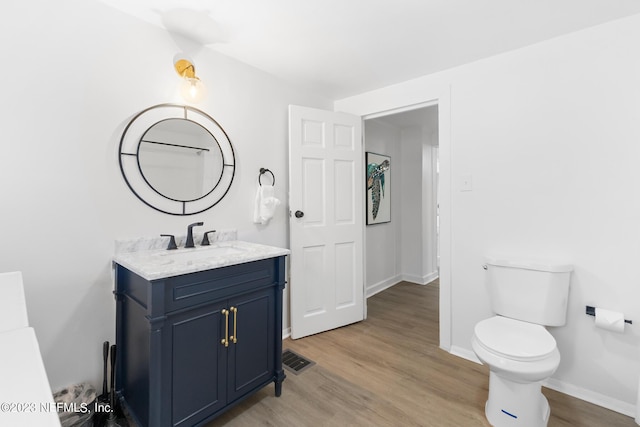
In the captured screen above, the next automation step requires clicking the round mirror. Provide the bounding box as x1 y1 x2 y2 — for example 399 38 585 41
119 104 235 215
138 118 224 201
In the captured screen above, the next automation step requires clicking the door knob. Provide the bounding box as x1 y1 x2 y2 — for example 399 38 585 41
295 210 304 218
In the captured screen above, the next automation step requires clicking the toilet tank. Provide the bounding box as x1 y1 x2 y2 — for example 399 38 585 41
485 257 573 326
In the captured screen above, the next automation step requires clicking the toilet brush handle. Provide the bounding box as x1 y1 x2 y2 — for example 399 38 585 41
102 341 109 397
109 344 117 409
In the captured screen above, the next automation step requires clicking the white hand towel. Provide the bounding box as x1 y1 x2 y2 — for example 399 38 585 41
253 184 281 224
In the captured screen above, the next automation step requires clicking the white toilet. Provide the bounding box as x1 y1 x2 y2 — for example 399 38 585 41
472 257 572 427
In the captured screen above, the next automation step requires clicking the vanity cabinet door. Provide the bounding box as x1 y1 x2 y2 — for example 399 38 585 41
226 287 275 402
169 301 228 427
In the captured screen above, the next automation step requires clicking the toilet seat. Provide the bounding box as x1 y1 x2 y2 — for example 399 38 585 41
474 316 557 362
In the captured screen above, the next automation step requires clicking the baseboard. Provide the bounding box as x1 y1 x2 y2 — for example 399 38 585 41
422 271 439 285
282 327 291 340
400 273 422 284
400 271 439 285
449 345 481 364
448 346 636 419
366 275 402 298
544 377 636 419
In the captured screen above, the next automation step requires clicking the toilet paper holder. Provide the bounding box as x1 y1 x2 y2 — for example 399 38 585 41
586 306 632 324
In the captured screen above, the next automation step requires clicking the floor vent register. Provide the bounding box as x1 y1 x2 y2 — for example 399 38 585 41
282 349 316 375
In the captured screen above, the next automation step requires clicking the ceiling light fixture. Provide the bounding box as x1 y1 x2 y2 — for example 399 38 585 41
173 54 206 104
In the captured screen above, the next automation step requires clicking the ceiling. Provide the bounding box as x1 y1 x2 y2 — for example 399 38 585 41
99 0 640 100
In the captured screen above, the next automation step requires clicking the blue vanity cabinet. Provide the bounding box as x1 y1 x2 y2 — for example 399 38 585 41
114 256 286 427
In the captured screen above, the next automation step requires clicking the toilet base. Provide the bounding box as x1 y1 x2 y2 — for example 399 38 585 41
485 371 550 427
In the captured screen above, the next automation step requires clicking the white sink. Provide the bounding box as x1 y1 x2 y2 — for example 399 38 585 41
150 245 245 265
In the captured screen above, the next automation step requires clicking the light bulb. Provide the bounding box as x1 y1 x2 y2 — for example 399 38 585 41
179 76 206 104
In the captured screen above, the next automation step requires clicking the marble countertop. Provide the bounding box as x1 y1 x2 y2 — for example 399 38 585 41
113 240 290 281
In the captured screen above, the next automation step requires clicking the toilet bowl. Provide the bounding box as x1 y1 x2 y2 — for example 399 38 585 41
473 258 572 427
473 316 560 382
472 316 561 426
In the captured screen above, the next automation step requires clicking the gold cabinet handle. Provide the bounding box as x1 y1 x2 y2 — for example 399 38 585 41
221 308 229 347
230 306 238 344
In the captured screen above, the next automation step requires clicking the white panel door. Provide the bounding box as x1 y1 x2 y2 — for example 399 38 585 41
289 105 364 339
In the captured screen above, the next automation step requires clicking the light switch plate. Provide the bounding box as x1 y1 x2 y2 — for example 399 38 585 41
461 175 473 192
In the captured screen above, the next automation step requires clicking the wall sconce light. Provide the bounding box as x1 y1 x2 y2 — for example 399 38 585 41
173 55 207 103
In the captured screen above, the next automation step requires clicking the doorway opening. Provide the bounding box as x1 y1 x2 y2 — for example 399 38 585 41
362 104 440 299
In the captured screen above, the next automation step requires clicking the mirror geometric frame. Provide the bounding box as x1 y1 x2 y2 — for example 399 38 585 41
119 104 236 215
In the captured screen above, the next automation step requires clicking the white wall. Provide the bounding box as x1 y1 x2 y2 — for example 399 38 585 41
398 126 424 282
337 14 640 416
403 121 440 285
363 120 401 295
422 128 439 280
0 0 331 392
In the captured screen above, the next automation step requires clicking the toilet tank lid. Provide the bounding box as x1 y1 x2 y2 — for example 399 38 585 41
485 257 573 273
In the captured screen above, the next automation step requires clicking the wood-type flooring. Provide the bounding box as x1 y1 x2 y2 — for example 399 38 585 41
205 280 636 427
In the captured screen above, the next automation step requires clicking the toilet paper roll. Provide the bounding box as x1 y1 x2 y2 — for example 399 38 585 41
595 307 625 333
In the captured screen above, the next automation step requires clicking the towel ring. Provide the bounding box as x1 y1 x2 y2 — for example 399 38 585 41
259 168 275 186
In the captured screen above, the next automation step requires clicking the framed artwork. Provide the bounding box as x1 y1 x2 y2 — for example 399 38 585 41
366 152 391 225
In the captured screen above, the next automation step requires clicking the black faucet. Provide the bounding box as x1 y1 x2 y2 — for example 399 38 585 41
160 234 178 250
185 222 203 248
201 230 217 246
